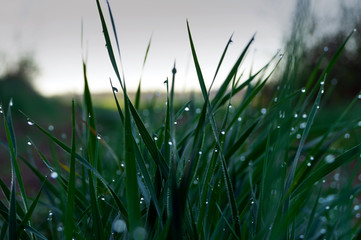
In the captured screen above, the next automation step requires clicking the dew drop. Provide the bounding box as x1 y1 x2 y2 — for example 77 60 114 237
9 99 13 107
294 113 298 118
344 133 350 139
174 121 177 125
228 103 232 109
274 97 278 102
358 94 361 99
296 134 301 139
323 46 328 52
153 136 158 141
325 206 330 210
320 228 326 234
168 141 173 146
301 88 306 93
358 121 361 127
321 89 324 94
214 148 218 153
279 53 284 59
322 179 326 183
185 107 190 112
195 108 201 114
0 105 3 114
50 172 58 179
307 162 311 167
302 113 307 119
260 108 267 115
357 213 361 218
299 234 304 239
198 151 202 155
325 154 335 164
320 81 325 85
112 87 118 93
99 195 105 201
354 28 357 32
57 224 64 232
27 141 32 146
300 122 307 129
27 119 34 126
237 117 242 122
221 130 225 135
310 156 314 161
112 219 127 233
205 201 209 205
48 125 54 131
97 134 102 140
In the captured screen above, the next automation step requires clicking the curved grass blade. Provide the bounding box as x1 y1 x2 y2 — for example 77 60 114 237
187 20 241 236
18 179 46 239
20 112 127 218
135 36 152 109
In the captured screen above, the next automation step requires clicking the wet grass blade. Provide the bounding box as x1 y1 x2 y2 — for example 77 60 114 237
3 105 17 240
135 36 152 109
123 87 141 233
65 100 77 240
187 20 241 236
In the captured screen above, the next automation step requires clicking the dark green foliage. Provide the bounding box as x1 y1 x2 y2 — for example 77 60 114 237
0 1 360 240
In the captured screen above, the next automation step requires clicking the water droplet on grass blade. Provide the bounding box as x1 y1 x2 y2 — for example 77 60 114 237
359 94 361 99
300 122 307 129
221 130 225 135
260 108 267 115
323 46 328 52
112 219 127 233
307 162 311 167
238 117 242 122
301 88 306 93
294 113 298 118
185 106 190 111
27 119 34 126
174 121 177 125
296 134 301 139
48 125 54 131
344 133 350 139
27 141 32 146
302 113 307 118
97 134 102 140
325 154 335 164
358 121 361 127
320 81 325 85
50 172 58 179
112 87 118 93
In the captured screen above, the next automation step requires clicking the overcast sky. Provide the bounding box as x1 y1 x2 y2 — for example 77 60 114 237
0 0 350 96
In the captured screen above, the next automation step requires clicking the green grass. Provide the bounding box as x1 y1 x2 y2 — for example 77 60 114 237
0 2 361 240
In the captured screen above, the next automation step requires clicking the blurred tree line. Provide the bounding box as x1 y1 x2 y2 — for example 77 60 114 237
274 0 360 104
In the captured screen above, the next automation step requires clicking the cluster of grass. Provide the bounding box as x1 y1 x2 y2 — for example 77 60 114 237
1 1 361 239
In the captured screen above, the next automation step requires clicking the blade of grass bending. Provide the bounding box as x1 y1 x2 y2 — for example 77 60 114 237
3 107 17 240
292 143 361 196
128 101 169 177
110 79 124 122
96 0 123 88
187 21 241 236
123 83 141 233
6 106 30 217
18 179 46 238
20 112 128 218
65 100 77 240
211 34 255 108
135 36 152 109
209 33 233 91
285 80 325 194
